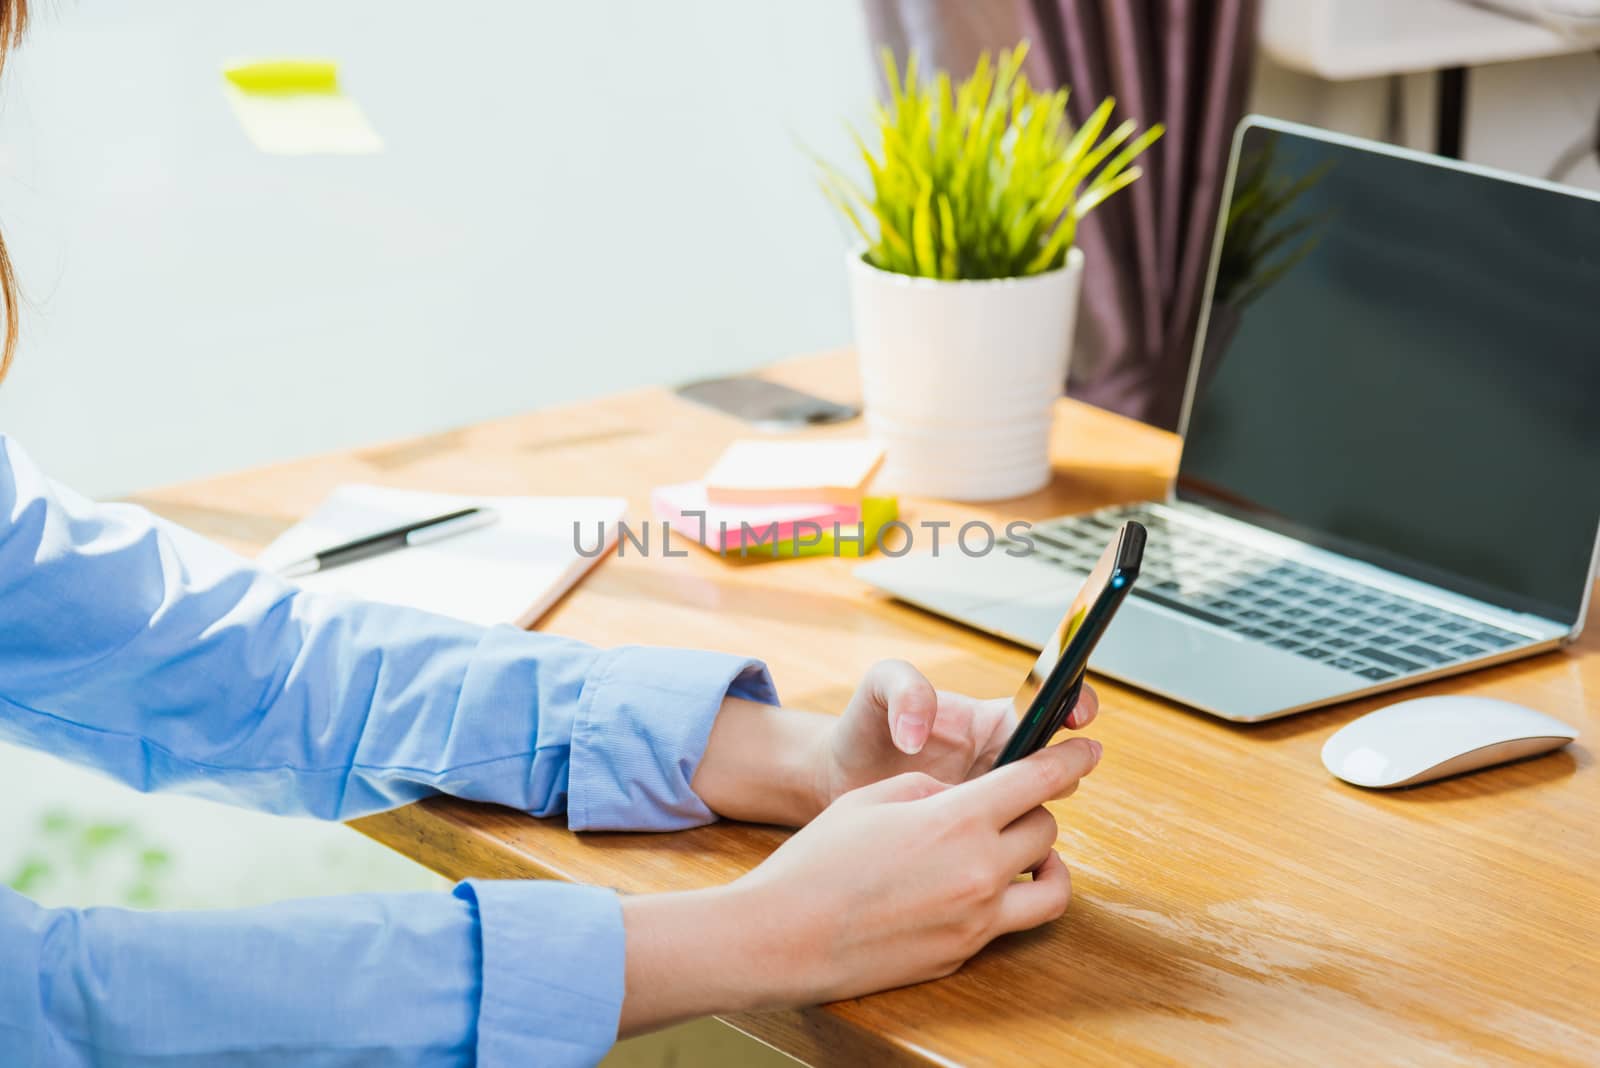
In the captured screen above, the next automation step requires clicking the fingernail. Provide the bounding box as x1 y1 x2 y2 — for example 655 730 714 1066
895 715 928 755
1087 739 1103 765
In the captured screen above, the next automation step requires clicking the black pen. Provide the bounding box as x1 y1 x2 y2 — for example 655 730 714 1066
275 507 499 578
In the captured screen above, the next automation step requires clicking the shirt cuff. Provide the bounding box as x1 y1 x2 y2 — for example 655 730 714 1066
568 645 778 832
456 878 625 1068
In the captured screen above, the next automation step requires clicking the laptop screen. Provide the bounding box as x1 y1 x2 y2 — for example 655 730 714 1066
1177 120 1600 625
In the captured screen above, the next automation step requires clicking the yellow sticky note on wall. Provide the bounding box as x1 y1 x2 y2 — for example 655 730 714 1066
223 59 383 155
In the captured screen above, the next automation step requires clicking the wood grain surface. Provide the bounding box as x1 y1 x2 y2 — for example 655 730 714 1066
133 350 1599 1067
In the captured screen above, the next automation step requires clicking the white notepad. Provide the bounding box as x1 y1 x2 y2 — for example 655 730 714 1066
256 484 626 628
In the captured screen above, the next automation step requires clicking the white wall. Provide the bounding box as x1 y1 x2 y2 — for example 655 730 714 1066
4 4 1592 502
0 1 875 498
1250 50 1600 192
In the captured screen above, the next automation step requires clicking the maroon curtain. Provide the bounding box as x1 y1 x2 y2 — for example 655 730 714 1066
862 0 1260 431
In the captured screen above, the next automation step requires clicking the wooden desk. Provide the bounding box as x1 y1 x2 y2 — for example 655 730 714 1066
134 351 1599 1066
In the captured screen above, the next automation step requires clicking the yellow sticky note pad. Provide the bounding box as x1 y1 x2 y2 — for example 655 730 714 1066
222 59 382 156
741 497 899 559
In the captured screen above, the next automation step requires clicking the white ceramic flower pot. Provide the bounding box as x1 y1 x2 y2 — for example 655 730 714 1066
847 247 1083 501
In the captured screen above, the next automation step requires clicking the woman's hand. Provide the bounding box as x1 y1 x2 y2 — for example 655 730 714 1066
620 737 1103 1033
691 659 1098 828
815 658 1099 810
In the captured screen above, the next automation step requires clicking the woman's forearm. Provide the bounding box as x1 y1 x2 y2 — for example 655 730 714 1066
690 697 834 827
617 886 793 1036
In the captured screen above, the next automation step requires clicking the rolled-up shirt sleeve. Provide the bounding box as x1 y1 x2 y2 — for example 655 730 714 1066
570 645 778 830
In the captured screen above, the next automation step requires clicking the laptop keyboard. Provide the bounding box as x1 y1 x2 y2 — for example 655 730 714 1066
1018 505 1527 682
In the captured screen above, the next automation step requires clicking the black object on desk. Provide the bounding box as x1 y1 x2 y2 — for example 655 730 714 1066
675 375 859 430
275 507 498 577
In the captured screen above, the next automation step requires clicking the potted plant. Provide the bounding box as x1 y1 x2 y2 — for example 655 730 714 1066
818 44 1162 500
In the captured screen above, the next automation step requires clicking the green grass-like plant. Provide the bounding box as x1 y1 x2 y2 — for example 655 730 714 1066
819 43 1163 281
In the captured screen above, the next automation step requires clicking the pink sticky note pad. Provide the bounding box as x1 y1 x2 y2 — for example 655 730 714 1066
651 481 860 551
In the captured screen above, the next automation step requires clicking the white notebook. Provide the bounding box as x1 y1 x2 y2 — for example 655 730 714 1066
256 484 626 628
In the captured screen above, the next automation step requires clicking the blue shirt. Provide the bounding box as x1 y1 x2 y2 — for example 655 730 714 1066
0 435 777 1066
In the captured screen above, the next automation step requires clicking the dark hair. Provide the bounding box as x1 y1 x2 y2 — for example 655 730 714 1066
0 0 27 382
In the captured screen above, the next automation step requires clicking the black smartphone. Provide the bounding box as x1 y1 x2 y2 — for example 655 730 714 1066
674 376 859 430
991 520 1146 769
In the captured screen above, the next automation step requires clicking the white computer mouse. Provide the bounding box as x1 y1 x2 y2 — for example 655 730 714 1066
1321 695 1578 789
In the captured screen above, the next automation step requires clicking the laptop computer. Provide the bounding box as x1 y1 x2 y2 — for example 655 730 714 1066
855 116 1600 722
